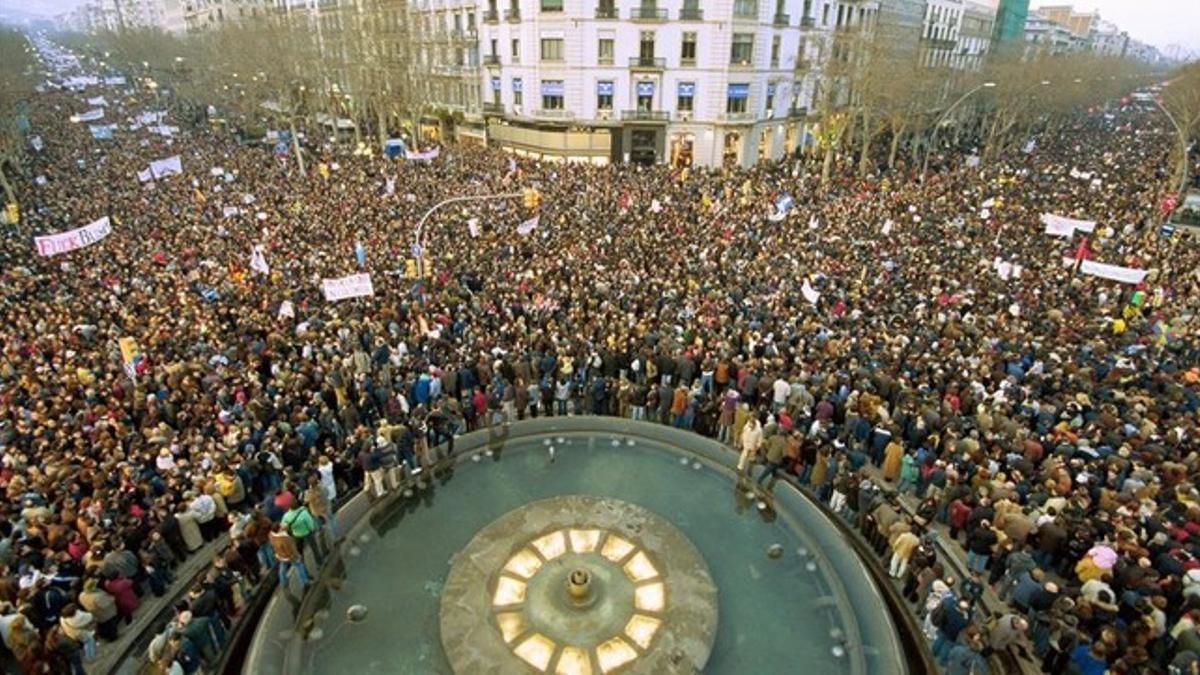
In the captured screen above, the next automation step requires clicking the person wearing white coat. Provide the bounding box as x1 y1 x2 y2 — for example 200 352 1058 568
738 416 763 474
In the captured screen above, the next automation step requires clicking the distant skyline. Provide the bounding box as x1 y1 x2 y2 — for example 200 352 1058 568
4 0 1198 56
1033 1 1200 55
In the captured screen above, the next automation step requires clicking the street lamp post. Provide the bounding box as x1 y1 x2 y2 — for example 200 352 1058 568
922 81 996 181
413 191 529 278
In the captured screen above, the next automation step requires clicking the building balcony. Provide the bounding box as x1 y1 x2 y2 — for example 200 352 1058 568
504 8 520 22
483 102 505 115
532 109 575 120
721 111 756 122
922 37 957 49
484 54 501 66
679 7 702 20
629 56 666 70
621 109 669 122
630 7 667 21
800 16 815 28
595 5 617 19
795 58 812 71
773 13 790 26
483 8 499 23
788 106 809 119
598 56 614 65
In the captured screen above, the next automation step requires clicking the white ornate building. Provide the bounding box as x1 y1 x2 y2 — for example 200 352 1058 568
476 0 846 167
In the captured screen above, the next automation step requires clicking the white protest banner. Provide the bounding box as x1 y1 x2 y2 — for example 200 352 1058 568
385 177 395 195
405 147 440 161
322 273 375 301
104 76 126 86
34 216 112 257
30 136 43 152
71 109 105 123
88 124 115 140
241 194 256 205
278 300 295 319
1080 260 1148 285
250 245 270 275
35 175 47 186
222 206 241 218
801 279 820 305
87 96 108 107
767 209 787 223
210 167 225 177
137 168 153 183
881 219 893 235
137 111 165 125
1041 213 1096 237
149 155 182 179
467 218 480 238
517 216 539 236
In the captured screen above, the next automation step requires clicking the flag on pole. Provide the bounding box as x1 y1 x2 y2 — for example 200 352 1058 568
250 245 270 275
517 216 539 236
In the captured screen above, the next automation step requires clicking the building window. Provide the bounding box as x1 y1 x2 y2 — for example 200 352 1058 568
541 38 564 61
731 33 753 65
681 32 697 64
677 82 695 112
639 31 655 60
540 0 563 11
511 38 520 61
636 81 654 110
597 81 614 111
541 80 564 109
491 76 501 104
727 83 749 113
770 35 780 68
598 38 614 64
822 3 830 26
513 78 523 106
733 0 757 19
765 83 775 113
490 38 498 58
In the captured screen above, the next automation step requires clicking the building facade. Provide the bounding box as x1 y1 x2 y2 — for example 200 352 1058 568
954 0 995 71
918 0 963 68
477 0 839 167
991 0 1028 44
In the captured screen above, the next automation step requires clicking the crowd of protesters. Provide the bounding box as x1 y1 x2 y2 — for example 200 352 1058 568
3 42 1200 675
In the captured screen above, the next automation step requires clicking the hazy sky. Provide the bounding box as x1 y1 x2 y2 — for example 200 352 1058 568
7 0 1199 54
1034 1 1200 54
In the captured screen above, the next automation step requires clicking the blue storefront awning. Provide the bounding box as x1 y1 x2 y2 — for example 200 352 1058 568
728 83 750 99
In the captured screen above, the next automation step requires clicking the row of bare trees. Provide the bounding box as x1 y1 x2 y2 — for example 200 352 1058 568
808 19 1174 185
0 28 35 211
63 2 422 173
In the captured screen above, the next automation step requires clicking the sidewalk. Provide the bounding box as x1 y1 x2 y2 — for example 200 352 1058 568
93 537 225 675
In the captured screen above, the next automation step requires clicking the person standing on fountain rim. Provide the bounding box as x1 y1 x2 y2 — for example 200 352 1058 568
738 415 763 475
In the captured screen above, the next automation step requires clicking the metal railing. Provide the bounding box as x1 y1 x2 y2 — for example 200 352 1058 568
721 111 756 122
595 5 618 19
484 54 501 66
483 8 499 22
628 56 666 69
504 8 520 21
631 6 667 20
801 16 815 28
773 12 790 26
680 7 703 20
621 110 669 122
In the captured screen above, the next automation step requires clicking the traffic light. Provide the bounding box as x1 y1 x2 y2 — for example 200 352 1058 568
523 188 541 209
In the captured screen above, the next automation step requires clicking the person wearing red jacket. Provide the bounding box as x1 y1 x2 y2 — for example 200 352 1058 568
103 575 139 624
949 497 973 543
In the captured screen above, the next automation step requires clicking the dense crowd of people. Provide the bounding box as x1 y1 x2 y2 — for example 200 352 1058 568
3 42 1200 675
